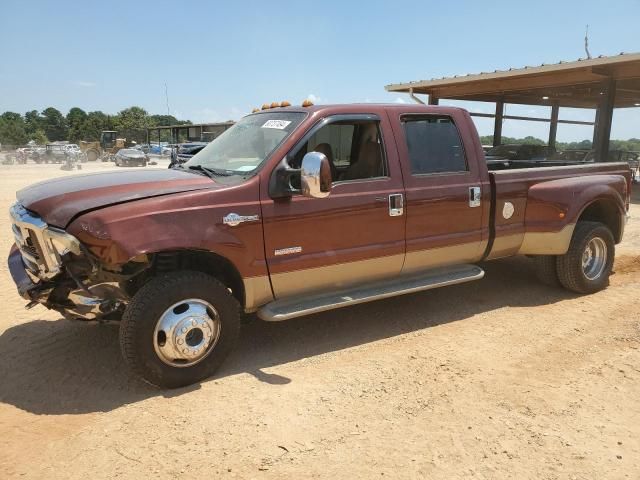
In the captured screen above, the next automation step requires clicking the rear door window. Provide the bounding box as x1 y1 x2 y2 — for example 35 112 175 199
401 116 467 174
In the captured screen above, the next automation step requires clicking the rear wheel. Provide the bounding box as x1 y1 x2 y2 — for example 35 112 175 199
119 271 241 388
533 255 560 287
556 221 614 294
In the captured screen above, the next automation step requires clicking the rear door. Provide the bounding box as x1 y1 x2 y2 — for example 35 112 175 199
388 110 488 273
261 114 406 299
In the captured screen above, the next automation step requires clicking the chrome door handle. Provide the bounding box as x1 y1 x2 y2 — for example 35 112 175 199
469 187 481 208
389 193 404 216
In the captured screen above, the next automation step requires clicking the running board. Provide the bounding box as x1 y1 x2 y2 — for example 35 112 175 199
258 264 484 322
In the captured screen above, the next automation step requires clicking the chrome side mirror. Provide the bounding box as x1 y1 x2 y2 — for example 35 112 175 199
300 152 332 199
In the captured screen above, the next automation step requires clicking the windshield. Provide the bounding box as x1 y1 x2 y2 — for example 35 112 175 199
185 112 306 173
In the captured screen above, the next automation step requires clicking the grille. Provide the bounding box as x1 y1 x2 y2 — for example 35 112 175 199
10 204 56 278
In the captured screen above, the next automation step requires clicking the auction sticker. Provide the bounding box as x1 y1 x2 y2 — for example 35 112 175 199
262 120 291 129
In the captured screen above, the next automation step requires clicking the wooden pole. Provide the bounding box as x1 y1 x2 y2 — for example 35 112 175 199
548 102 559 151
493 100 504 147
593 77 616 161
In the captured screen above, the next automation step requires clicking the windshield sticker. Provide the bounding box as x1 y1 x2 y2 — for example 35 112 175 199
262 120 292 130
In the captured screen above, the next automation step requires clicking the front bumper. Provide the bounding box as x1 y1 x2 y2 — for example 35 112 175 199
8 245 37 300
8 244 127 320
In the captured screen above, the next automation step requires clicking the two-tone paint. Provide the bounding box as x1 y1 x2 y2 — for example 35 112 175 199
9 104 632 317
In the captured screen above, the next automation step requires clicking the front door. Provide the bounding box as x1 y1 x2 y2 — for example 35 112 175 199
261 114 406 299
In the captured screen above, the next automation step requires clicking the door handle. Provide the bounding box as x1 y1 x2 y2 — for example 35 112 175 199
389 193 404 216
469 187 481 208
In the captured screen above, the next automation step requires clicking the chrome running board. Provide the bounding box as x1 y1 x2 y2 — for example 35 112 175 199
258 264 484 322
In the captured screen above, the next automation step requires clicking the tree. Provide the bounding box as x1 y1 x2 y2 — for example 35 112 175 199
114 106 151 143
0 112 28 146
29 129 48 145
41 107 68 141
24 110 43 136
81 111 110 141
149 114 190 127
66 107 88 142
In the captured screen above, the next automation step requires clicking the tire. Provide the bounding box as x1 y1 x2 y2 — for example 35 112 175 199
119 271 241 388
533 255 560 287
556 221 615 294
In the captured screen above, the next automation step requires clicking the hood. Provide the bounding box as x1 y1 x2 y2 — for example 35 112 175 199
17 168 214 227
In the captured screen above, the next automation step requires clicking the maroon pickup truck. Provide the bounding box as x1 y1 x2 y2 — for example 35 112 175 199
8 103 631 387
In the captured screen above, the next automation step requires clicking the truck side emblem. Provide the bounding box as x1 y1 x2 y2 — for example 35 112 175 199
274 246 302 256
502 202 515 219
223 213 260 227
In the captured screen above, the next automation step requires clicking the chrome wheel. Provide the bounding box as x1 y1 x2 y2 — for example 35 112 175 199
153 299 221 367
582 237 607 280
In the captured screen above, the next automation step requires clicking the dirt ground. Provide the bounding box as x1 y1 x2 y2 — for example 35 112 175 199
0 158 639 480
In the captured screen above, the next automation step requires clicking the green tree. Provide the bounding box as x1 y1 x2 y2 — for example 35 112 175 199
29 129 48 145
0 112 28 146
66 107 88 142
82 111 110 141
41 107 68 141
114 106 151 143
24 110 43 136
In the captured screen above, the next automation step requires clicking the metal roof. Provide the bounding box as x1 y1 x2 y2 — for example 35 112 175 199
385 52 640 108
147 121 234 130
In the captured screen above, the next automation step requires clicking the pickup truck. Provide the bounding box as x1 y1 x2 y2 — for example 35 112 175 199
8 103 632 388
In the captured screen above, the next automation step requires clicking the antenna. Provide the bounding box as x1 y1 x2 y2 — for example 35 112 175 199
584 25 592 59
164 82 171 116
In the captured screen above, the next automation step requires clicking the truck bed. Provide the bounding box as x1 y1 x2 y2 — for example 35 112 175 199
486 162 631 260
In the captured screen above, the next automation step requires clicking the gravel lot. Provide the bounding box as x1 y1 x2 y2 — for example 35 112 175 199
0 157 639 479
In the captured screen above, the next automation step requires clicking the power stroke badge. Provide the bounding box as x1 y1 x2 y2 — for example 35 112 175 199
222 213 260 227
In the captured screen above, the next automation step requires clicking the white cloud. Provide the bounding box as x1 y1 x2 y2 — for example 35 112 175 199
307 93 323 104
73 80 96 88
394 97 407 104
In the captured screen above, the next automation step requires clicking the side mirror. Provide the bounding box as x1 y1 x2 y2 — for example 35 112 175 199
301 152 332 199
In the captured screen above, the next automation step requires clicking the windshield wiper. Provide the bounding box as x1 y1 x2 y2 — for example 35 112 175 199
187 164 234 178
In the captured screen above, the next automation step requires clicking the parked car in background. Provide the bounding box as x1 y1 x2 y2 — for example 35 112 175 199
43 144 70 164
149 143 172 155
485 143 552 161
133 144 151 154
15 148 30 164
30 147 46 162
64 144 85 162
169 142 208 168
583 149 639 165
547 149 591 162
115 148 148 167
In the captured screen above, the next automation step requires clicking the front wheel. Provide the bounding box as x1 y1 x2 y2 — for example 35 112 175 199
119 271 241 388
556 221 615 294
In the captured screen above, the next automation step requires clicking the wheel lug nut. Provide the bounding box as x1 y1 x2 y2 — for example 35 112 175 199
177 339 183 345
182 327 187 333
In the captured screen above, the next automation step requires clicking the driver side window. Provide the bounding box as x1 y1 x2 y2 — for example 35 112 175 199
291 120 387 182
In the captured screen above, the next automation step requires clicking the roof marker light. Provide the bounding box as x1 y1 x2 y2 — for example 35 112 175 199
302 99 314 107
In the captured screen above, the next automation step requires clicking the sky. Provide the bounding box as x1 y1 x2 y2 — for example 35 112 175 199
0 0 638 141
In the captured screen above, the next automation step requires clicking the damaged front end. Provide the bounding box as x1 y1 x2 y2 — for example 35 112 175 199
8 203 139 320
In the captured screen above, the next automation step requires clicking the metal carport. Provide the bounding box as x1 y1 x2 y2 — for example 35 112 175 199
385 52 640 160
